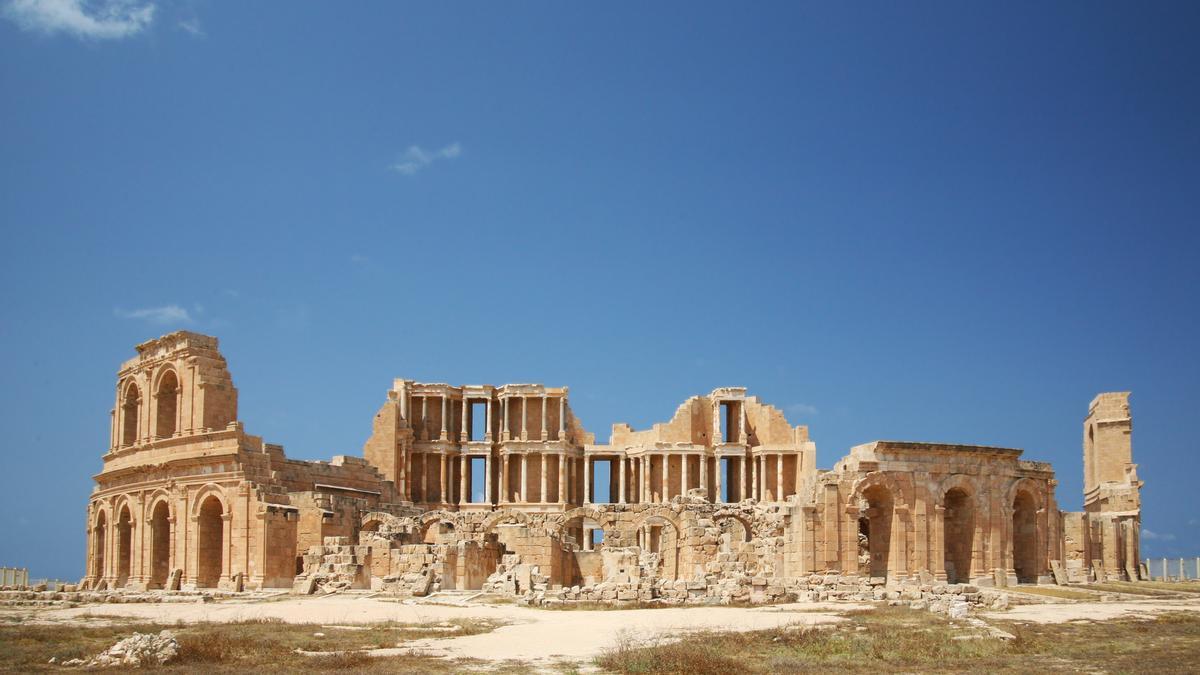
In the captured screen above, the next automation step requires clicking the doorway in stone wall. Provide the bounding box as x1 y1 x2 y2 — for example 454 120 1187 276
1012 490 1038 583
196 496 224 588
943 488 974 584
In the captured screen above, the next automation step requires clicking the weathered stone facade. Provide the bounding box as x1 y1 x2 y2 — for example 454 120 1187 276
83 332 1141 604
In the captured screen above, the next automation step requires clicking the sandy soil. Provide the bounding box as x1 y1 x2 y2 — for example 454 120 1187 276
982 597 1200 624
20 596 864 662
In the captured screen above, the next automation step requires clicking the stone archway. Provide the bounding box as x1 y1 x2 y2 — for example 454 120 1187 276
149 501 171 588
93 510 107 582
116 505 133 587
859 484 893 578
196 496 224 588
943 488 975 583
1012 490 1038 583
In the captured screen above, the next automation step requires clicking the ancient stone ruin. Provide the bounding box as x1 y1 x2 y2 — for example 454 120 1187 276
81 331 1142 608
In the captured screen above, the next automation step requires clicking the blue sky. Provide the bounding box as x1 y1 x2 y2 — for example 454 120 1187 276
1 2 1197 580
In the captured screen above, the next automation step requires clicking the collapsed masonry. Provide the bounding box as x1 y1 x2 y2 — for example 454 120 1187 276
83 331 1142 609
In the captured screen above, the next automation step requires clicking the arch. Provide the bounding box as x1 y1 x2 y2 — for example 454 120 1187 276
633 514 681 581
196 495 224 588
853 481 895 578
713 514 752 554
92 508 108 580
1012 488 1039 583
850 471 909 510
116 503 133 587
417 511 459 543
943 487 975 583
154 367 180 439
121 380 141 447
481 508 531 534
149 499 171 588
189 483 229 518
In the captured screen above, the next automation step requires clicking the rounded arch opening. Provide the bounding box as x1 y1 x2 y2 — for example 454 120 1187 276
196 496 224 588
93 510 108 581
943 487 974 583
859 484 893 578
635 514 681 581
121 382 141 446
149 500 171 588
1012 489 1038 583
116 505 133 587
155 370 179 439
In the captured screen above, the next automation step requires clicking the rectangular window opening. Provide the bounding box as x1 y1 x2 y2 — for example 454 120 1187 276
470 401 487 442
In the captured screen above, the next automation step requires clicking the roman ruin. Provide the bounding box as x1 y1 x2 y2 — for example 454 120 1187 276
82 331 1142 607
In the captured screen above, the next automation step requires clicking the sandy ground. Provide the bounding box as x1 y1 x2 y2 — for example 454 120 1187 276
982 597 1200 624
18 595 865 663
13 594 1200 663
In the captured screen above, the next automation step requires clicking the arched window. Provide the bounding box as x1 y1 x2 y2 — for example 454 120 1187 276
121 383 141 446
155 371 179 439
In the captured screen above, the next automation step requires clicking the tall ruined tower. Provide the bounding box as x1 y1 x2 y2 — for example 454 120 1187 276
1082 392 1142 580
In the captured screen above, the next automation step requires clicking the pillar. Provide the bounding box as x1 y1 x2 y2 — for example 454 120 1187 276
682 454 689 496
440 396 448 441
700 454 708 501
751 455 759 501
420 453 428 502
520 454 528 503
737 403 745 442
661 454 669 503
715 456 723 503
420 396 427 441
459 455 468 504
558 396 566 440
520 397 528 441
540 453 548 503
541 396 548 441
501 454 510 503
485 455 493 506
439 454 448 504
777 453 783 501
619 457 627 503
558 453 566 503
502 398 509 441
461 396 469 442
485 397 493 442
584 456 592 503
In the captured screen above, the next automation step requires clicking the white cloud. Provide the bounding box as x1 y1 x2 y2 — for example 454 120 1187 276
4 0 156 40
389 142 462 175
176 16 202 37
787 403 819 417
114 304 192 324
1142 529 1176 542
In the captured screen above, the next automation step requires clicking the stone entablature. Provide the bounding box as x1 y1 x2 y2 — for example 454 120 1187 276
83 331 1143 601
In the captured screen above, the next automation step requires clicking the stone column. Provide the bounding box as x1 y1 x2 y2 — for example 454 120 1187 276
558 453 566 503
682 454 690 496
420 453 428 502
751 455 759 500
661 454 669 503
439 454 448 504
485 398 493 442
619 457 627 503
540 453 548 503
558 397 566 440
440 396 448 441
501 454 509 503
541 396 548 441
584 456 592 504
404 450 412 501
777 453 784 501
738 403 745 443
420 396 427 441
485 455 493 506
502 398 509 441
715 456 723 503
520 397 528 441
459 455 468 504
520 454 528 503
461 396 469 442
794 453 803 499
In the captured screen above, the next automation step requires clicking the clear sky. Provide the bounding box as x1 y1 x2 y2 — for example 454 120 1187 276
1 2 1197 580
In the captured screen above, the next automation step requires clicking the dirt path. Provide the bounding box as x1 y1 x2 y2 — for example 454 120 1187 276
23 596 863 662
